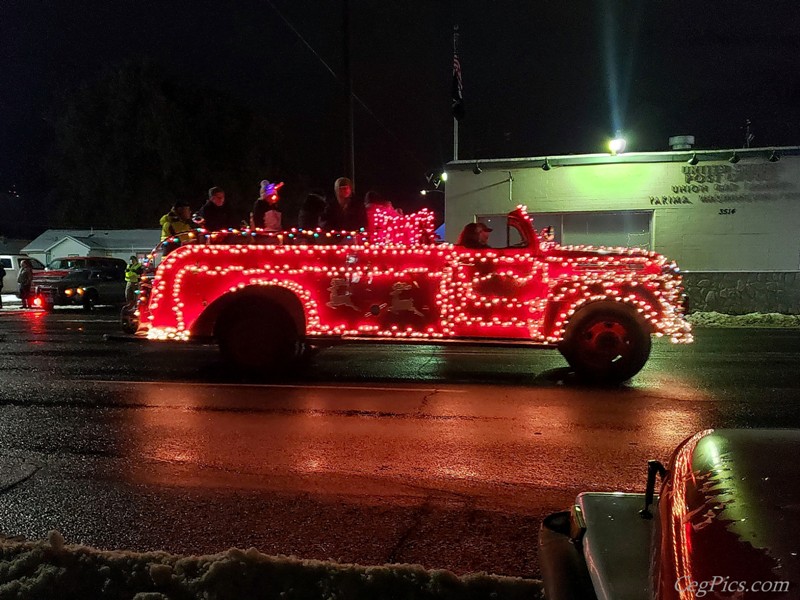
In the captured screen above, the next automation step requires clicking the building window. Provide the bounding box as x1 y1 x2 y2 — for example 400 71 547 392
474 215 529 248
478 211 653 249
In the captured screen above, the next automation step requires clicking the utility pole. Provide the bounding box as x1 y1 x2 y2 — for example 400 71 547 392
342 0 355 185
453 25 460 161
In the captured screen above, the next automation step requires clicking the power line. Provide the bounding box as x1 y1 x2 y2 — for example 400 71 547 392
263 0 427 171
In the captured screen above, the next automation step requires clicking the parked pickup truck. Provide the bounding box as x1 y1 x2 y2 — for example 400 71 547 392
539 428 799 600
132 206 691 382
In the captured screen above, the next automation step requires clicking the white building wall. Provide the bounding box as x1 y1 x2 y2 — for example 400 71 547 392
445 154 800 272
41 239 96 266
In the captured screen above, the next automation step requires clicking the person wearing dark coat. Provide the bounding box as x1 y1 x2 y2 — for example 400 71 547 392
323 177 367 232
298 190 327 230
194 186 229 232
17 259 33 309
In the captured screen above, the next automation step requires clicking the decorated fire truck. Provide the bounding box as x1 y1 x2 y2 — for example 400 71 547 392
129 205 691 382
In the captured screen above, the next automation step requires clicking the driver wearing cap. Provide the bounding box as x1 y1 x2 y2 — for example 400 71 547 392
456 222 493 249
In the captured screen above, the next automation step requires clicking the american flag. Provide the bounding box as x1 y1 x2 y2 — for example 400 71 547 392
452 51 464 121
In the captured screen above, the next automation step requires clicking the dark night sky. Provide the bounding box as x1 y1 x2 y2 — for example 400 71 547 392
3 0 800 207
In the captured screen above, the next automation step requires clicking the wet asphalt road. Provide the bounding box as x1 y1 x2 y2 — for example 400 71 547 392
0 307 799 578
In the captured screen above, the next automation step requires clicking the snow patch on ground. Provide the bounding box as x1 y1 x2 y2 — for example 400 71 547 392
0 532 543 599
688 311 800 328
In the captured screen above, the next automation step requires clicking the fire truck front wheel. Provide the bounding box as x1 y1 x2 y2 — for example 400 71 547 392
216 304 299 373
559 301 651 384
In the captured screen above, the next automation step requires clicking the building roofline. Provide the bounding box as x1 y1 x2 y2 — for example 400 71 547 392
43 236 91 253
22 229 161 252
446 145 800 171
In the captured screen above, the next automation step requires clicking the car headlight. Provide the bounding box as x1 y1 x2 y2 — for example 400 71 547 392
64 289 74 297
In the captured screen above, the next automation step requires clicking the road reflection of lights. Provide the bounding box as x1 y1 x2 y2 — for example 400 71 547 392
439 465 481 480
291 403 332 475
136 408 202 469
23 309 48 339
633 375 710 452
632 405 705 467
150 443 199 466
128 386 216 485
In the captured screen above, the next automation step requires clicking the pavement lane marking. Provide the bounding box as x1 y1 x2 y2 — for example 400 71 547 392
56 319 120 323
0 313 120 323
80 379 468 393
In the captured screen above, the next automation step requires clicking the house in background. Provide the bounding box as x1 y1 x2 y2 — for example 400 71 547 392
22 230 161 266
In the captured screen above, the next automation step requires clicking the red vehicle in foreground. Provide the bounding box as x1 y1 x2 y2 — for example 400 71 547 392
132 206 691 382
539 429 799 599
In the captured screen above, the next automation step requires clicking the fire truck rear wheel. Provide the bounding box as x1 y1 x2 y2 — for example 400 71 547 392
559 301 651 384
216 304 299 373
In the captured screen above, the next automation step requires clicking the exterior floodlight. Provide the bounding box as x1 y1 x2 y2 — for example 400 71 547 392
729 152 741 164
687 153 699 166
472 163 482 175
542 158 551 171
609 137 626 155
768 150 780 163
440 172 448 182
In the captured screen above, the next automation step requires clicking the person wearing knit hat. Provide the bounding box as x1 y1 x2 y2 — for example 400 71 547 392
251 180 283 232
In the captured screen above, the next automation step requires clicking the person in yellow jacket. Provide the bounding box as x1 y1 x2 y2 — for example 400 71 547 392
124 255 144 305
160 199 194 241
159 199 195 256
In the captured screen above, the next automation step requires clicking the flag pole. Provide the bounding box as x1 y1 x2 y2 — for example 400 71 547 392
343 0 355 184
454 120 459 162
453 25 459 161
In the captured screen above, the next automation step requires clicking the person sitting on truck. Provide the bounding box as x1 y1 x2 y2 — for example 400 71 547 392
194 186 229 232
323 177 367 232
456 222 492 249
251 180 283 232
160 199 194 242
298 189 327 231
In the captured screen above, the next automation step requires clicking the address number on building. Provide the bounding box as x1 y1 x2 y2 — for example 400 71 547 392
719 208 736 215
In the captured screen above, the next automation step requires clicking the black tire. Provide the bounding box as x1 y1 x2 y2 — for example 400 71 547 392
82 290 98 311
559 301 651 384
120 304 139 334
216 302 300 373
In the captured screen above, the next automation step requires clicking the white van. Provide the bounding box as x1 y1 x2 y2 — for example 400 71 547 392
0 255 46 295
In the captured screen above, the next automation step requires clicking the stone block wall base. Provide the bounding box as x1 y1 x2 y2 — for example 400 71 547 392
682 271 800 315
